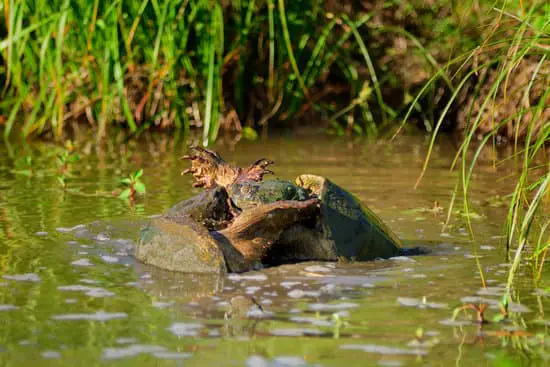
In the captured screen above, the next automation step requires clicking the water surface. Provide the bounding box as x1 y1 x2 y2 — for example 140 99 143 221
0 134 547 366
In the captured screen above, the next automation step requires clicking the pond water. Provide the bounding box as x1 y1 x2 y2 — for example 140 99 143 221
0 133 548 366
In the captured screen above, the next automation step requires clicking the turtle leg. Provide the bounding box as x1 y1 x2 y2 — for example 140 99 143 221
182 147 275 188
236 158 275 182
217 198 320 263
181 146 240 188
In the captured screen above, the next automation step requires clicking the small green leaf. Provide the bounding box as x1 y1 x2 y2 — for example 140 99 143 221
119 188 132 199
133 169 144 179
120 178 132 185
134 181 146 194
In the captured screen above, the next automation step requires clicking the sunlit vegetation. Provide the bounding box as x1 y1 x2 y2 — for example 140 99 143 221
0 1 545 144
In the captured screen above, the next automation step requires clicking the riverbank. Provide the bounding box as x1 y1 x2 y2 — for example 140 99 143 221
0 0 547 144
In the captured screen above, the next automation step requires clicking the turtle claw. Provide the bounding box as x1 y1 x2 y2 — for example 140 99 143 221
240 158 275 182
183 147 276 189
182 146 238 188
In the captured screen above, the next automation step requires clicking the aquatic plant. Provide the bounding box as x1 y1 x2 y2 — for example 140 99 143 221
119 169 146 201
56 148 80 188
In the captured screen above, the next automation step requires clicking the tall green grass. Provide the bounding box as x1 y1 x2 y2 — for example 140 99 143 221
399 1 549 299
2 0 421 143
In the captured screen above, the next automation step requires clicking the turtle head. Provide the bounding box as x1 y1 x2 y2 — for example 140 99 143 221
295 174 325 197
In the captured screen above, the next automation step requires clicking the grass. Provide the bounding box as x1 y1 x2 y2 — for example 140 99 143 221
1 0 521 143
0 0 384 142
396 1 549 305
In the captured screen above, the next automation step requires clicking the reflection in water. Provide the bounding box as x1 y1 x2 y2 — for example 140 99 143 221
0 134 547 366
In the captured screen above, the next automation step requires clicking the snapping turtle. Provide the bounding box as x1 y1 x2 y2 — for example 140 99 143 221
135 147 402 274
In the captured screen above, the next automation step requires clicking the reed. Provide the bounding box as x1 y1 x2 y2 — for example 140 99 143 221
4 1 535 142
0 0 402 142
398 1 549 296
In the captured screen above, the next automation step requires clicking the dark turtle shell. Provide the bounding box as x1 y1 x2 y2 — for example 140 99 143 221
228 179 310 210
296 174 402 260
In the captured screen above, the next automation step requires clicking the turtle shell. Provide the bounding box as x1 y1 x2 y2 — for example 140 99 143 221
228 179 310 210
295 174 402 260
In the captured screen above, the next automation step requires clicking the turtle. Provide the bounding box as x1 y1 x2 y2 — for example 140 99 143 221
135 146 402 274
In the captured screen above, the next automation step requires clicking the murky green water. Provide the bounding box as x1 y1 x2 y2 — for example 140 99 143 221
0 134 548 366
